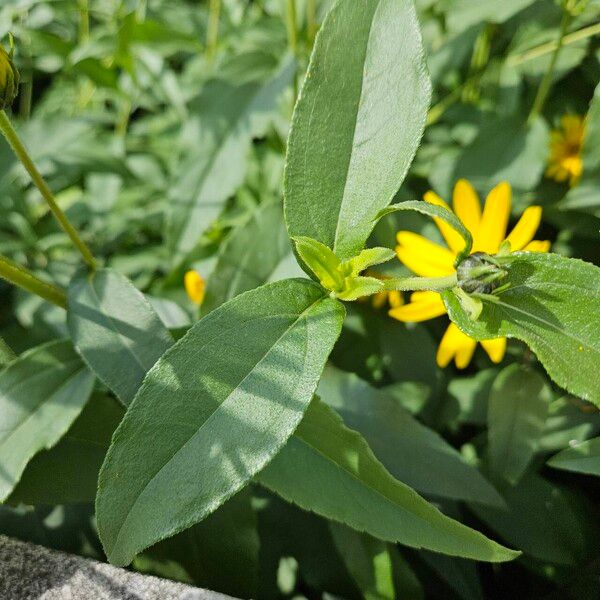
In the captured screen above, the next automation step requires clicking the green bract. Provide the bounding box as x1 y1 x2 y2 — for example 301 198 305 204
0 41 19 110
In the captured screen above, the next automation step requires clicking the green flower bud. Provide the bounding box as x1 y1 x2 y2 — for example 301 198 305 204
0 42 20 110
457 252 507 295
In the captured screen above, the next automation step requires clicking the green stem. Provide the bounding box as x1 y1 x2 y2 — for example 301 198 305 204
0 335 16 366
528 9 572 123
0 110 96 269
286 0 299 102
206 0 221 61
0 254 67 309
382 274 458 293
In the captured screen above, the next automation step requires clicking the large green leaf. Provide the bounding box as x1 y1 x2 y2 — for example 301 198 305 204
284 0 431 261
258 397 519 562
443 252 600 406
487 365 551 485
7 394 124 506
318 366 504 507
548 436 600 477
96 279 344 566
168 59 294 260
202 201 292 313
0 340 95 502
67 268 174 407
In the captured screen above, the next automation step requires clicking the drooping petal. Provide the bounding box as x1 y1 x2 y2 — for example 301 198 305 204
372 292 388 309
480 337 507 364
423 191 465 254
396 231 456 277
436 323 477 369
452 179 481 234
523 240 551 252
473 181 511 253
505 206 542 251
389 291 446 323
388 290 404 308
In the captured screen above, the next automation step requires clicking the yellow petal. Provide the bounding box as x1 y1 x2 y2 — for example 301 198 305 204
436 323 477 369
480 337 507 364
184 270 205 305
372 292 387 309
396 231 456 277
505 206 542 251
474 182 512 253
389 291 446 323
423 191 465 254
523 240 551 253
452 179 481 234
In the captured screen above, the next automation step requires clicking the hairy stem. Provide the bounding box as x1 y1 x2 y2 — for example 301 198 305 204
0 110 96 269
0 254 67 309
382 274 458 293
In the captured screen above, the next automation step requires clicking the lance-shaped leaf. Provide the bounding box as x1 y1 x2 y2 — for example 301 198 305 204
548 436 600 477
97 279 345 566
443 253 600 406
284 0 431 261
67 268 174 407
487 365 551 485
258 398 519 562
169 59 294 260
0 340 95 502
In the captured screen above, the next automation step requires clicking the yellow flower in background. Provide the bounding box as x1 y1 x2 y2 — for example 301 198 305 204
184 270 205 305
546 115 585 187
389 180 551 369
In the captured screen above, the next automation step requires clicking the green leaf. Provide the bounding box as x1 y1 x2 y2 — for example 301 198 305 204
336 276 385 301
168 59 294 260
284 0 431 261
67 268 174 407
292 236 344 291
202 201 292 313
0 340 95 502
7 394 124 506
377 200 472 262
442 252 600 406
345 247 396 277
452 116 549 193
469 473 587 565
145 488 260 598
319 365 504 507
258 397 519 562
547 436 600 477
96 279 345 566
487 365 551 485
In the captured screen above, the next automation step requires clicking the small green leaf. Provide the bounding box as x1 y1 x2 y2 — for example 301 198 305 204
0 340 95 502
376 200 472 262
487 365 551 485
548 436 600 477
293 236 344 291
97 279 345 566
258 397 519 562
443 253 600 406
345 247 396 277
284 0 431 260
67 268 174 407
336 276 385 302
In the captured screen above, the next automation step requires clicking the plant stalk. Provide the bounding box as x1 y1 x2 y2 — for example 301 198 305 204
0 110 96 269
307 0 317 44
528 8 572 123
206 0 221 61
286 0 299 102
383 274 458 293
0 254 67 309
77 0 90 44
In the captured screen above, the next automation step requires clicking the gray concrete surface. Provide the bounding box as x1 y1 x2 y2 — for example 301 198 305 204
0 535 235 600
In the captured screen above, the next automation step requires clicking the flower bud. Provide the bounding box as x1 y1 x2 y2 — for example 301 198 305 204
457 252 507 295
0 42 19 110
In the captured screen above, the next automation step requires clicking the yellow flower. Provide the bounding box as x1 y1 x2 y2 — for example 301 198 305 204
389 180 551 369
184 270 205 305
546 115 585 187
